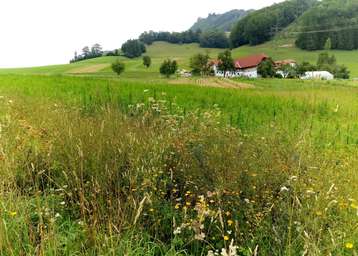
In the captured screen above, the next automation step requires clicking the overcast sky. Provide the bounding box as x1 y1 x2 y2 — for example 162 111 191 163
0 0 284 68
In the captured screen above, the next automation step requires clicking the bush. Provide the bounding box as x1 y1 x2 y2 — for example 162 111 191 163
111 60 125 76
296 61 317 76
334 65 350 79
160 59 178 78
143 56 152 68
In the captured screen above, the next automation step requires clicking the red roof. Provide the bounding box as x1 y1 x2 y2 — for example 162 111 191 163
234 54 268 69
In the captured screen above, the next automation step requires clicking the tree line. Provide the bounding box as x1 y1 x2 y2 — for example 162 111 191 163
295 0 358 50
230 0 316 47
139 30 230 49
70 44 107 63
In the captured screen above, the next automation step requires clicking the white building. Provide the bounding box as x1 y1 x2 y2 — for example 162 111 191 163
212 53 269 78
301 71 334 80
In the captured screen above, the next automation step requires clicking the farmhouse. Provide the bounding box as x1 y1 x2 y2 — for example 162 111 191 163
301 71 334 80
274 59 297 68
274 59 297 78
213 53 269 78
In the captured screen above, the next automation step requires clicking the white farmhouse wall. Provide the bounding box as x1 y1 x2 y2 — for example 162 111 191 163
213 65 258 78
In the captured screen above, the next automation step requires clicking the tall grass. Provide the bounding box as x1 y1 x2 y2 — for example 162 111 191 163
0 75 357 255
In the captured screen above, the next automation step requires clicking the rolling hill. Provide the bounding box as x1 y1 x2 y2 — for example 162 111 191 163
190 9 251 32
1 41 358 78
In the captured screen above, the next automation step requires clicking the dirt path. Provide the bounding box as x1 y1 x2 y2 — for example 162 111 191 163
67 64 110 74
170 77 255 89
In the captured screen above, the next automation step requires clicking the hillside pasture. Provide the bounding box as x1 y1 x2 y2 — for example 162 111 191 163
1 41 357 78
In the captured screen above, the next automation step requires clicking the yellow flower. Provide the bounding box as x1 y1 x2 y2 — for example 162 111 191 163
224 235 229 241
9 211 17 217
227 220 234 226
351 203 358 209
149 208 154 212
345 242 354 249
186 202 191 206
315 211 323 216
175 204 180 209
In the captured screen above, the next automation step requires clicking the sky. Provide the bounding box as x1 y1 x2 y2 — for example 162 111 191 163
0 0 284 68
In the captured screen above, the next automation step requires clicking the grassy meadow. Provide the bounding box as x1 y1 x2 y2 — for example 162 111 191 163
0 41 357 255
1 41 358 78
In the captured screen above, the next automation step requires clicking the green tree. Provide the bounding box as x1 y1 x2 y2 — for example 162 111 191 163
121 39 146 58
317 52 336 67
143 56 152 68
82 46 90 57
91 43 103 56
217 50 235 75
281 64 299 78
324 38 332 51
315 53 350 79
297 61 317 75
190 53 210 76
111 60 125 76
160 59 178 78
257 59 275 78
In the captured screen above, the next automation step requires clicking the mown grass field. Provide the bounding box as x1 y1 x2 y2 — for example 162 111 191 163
0 73 357 255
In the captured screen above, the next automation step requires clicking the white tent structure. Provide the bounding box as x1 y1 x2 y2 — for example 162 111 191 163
301 71 334 80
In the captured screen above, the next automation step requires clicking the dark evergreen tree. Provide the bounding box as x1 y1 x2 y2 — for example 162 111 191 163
121 40 146 58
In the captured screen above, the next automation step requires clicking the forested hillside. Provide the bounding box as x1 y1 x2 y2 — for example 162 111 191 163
190 9 251 32
230 0 317 47
295 0 358 50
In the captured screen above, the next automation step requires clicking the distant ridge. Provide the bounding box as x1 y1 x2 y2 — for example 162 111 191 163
190 9 252 32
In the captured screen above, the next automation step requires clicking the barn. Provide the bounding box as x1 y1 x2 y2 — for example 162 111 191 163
212 53 269 78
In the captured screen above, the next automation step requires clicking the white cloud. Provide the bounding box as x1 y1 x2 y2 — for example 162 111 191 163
0 0 284 67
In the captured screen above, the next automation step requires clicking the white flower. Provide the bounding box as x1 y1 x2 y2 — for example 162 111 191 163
280 186 289 193
221 240 238 256
290 176 298 181
173 227 181 235
194 232 206 241
207 250 215 256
